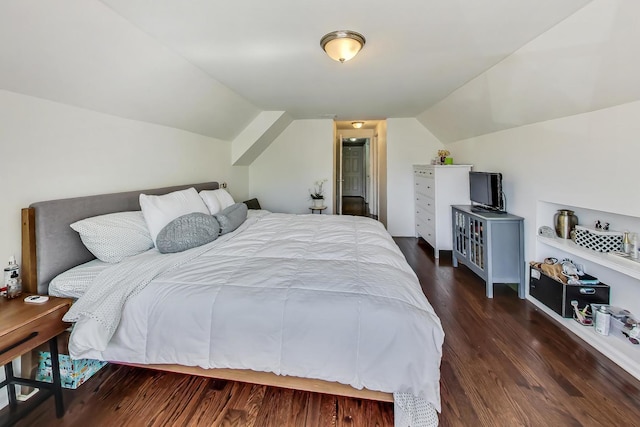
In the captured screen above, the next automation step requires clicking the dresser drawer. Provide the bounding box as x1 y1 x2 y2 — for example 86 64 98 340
416 207 436 228
415 194 435 214
0 305 70 366
415 177 435 198
414 167 435 178
417 221 436 245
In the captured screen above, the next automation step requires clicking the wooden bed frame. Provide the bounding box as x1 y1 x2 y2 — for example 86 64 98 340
20 185 393 403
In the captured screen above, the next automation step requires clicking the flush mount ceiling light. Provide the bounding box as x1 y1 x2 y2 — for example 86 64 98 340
320 30 366 63
351 121 364 129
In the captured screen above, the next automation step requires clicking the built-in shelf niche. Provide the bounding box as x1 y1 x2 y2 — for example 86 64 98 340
534 200 640 382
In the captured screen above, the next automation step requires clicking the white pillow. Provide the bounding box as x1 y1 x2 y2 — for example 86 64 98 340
140 187 210 244
199 190 222 214
70 211 153 263
199 189 235 214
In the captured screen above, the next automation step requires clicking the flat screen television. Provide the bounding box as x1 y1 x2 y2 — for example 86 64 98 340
469 171 504 212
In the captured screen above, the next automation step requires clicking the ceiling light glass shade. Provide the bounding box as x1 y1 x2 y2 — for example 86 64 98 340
351 121 364 128
320 30 366 63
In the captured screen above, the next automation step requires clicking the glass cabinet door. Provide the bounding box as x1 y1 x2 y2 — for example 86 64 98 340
468 217 485 270
454 210 468 257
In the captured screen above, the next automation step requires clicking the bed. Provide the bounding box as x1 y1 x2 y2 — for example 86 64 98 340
21 182 444 426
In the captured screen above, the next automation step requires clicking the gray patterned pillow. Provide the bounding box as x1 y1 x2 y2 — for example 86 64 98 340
156 213 220 254
70 211 154 263
214 203 248 235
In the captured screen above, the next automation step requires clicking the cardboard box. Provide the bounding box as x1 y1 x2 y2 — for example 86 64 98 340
35 351 107 389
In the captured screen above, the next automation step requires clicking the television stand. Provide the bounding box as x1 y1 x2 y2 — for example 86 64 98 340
452 205 525 298
470 206 506 214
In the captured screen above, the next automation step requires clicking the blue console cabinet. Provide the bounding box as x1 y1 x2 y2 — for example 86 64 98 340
452 205 525 298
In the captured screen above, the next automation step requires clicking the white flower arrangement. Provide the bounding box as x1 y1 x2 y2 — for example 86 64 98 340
310 179 328 199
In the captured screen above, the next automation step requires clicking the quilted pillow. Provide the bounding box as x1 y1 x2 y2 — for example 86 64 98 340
70 211 154 263
199 189 235 214
140 187 210 245
214 203 248 235
155 213 220 254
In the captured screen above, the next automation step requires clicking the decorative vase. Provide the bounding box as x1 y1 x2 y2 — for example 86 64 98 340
313 198 324 208
554 209 578 239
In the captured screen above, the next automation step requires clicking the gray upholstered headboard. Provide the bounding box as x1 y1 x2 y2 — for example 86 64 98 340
23 182 219 295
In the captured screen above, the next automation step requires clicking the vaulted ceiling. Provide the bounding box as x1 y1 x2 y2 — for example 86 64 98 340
2 0 612 142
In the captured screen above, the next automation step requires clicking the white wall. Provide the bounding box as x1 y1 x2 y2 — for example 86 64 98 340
249 120 334 214
448 100 640 314
418 0 640 143
0 0 259 140
247 117 447 234
0 90 247 266
386 118 446 236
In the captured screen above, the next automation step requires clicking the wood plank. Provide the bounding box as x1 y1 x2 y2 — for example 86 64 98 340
121 363 393 403
305 391 337 427
21 208 37 295
253 386 295 426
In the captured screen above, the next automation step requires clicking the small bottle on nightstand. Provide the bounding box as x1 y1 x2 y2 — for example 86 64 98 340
3 255 22 299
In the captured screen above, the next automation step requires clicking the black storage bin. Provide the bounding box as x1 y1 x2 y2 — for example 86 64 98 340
529 266 610 317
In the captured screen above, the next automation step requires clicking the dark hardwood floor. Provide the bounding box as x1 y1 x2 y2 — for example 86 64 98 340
341 196 369 217
14 238 640 426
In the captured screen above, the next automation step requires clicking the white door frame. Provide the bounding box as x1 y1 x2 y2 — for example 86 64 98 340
370 134 378 217
337 133 343 215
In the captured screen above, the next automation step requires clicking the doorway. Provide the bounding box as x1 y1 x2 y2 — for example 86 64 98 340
342 139 367 216
334 120 386 223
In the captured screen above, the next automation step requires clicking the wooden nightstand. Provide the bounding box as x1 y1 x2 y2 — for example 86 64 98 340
0 296 72 425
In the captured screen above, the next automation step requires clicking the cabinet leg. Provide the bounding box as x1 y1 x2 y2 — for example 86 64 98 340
4 363 17 409
452 255 458 267
486 280 494 298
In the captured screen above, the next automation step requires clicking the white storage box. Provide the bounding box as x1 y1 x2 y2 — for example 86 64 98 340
574 225 623 253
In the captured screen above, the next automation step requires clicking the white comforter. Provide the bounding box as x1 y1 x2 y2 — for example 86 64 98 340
65 212 444 413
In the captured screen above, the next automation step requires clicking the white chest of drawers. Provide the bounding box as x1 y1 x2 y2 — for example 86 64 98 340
414 164 472 258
